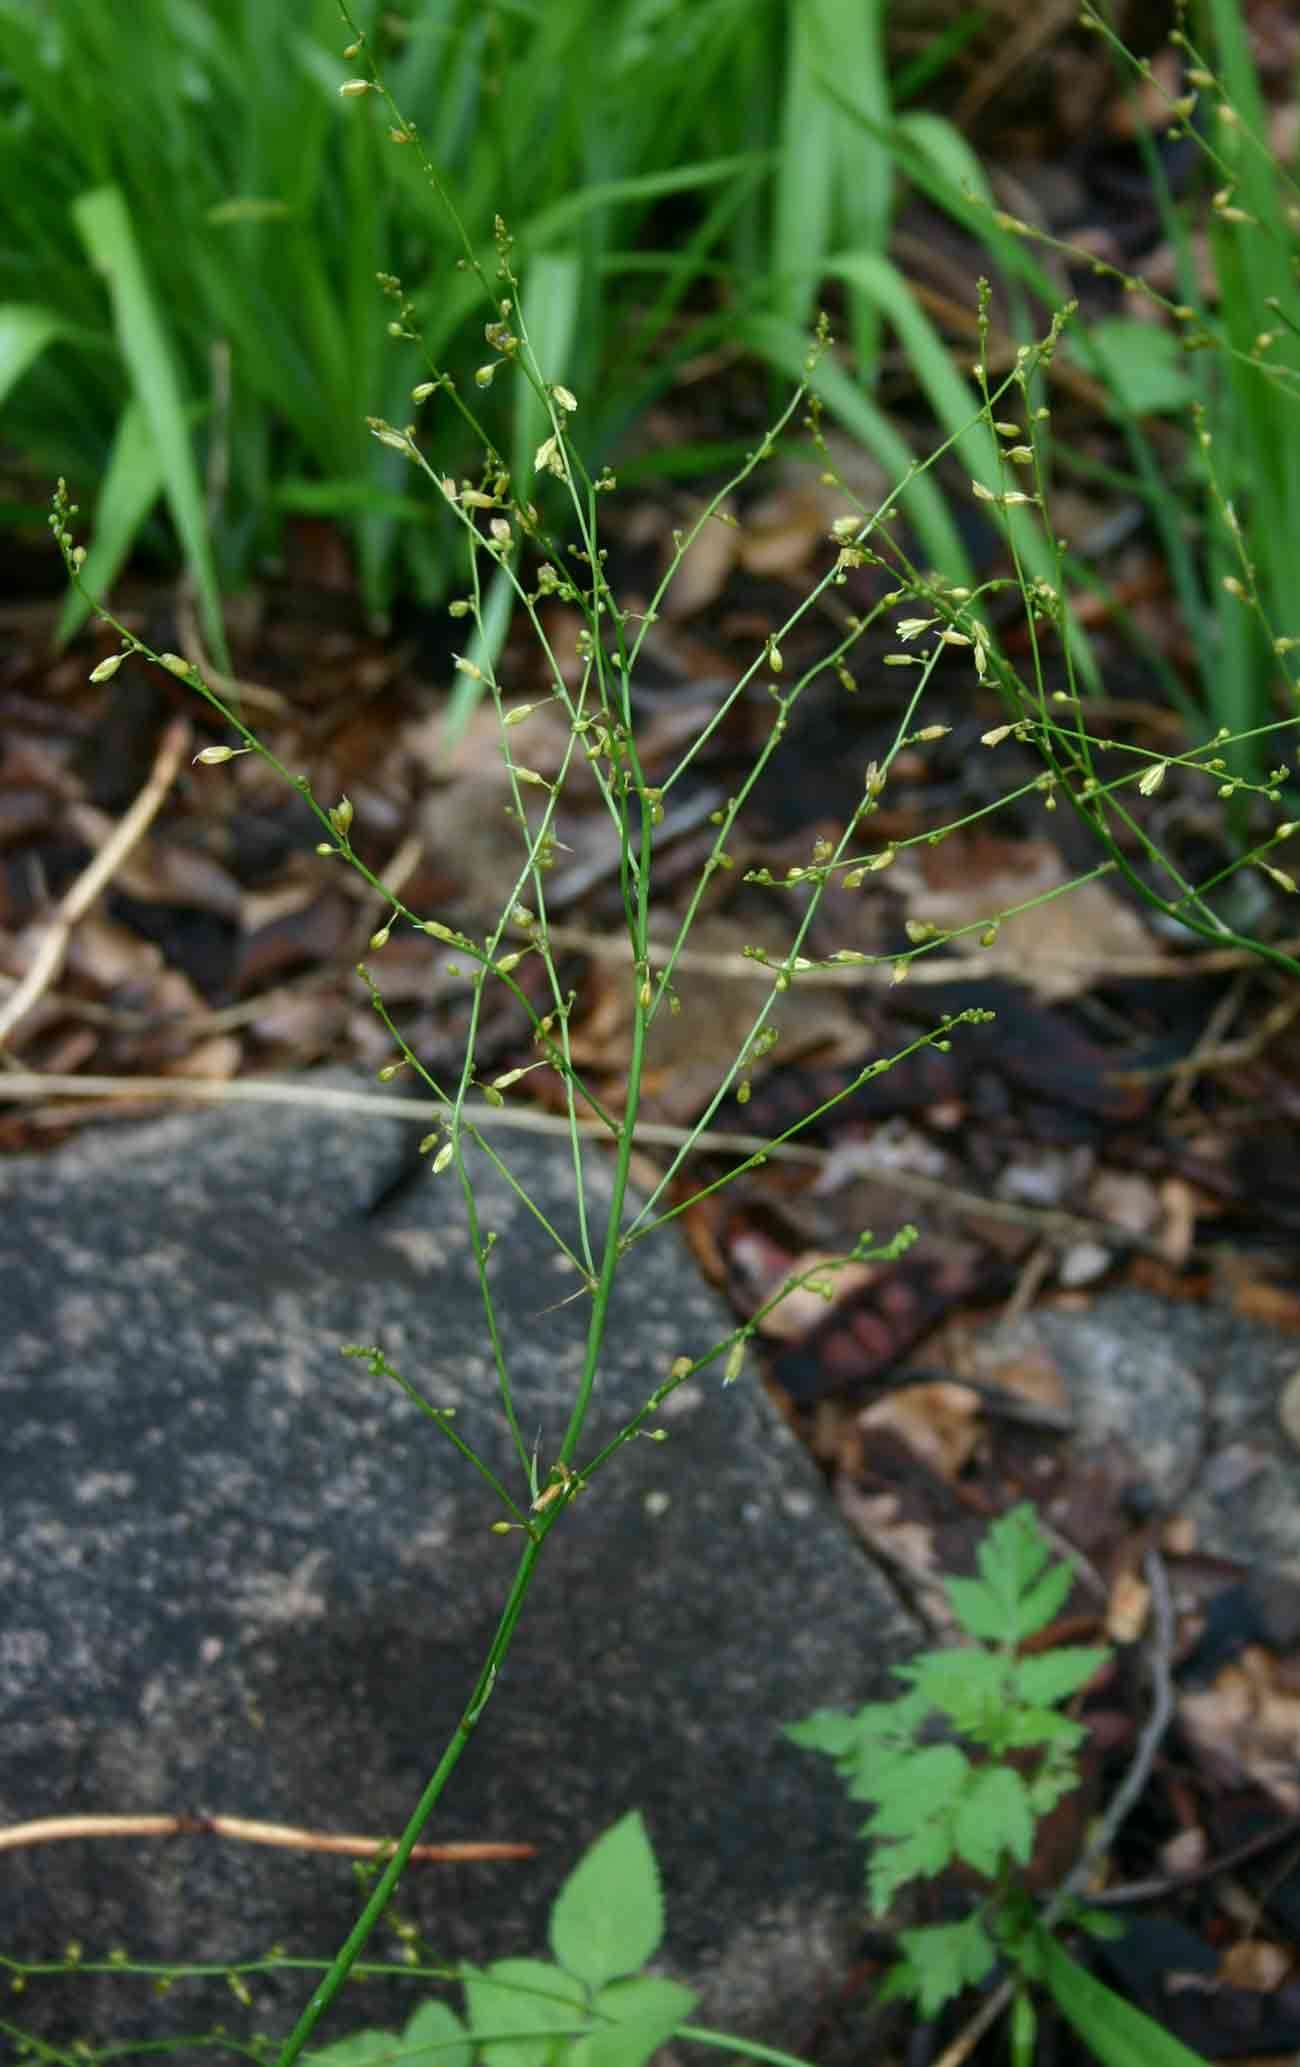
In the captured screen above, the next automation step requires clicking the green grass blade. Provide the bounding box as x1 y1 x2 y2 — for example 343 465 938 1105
515 249 582 495
737 310 972 584
72 185 229 668
1039 1931 1213 2067
0 305 63 403
55 397 163 647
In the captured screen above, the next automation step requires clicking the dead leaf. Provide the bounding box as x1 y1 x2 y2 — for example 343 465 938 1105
661 498 740 619
752 1250 877 1342
860 1381 981 1481
1218 1941 1292 1993
896 832 1160 1001
1180 1646 1300 1810
1106 1570 1150 1645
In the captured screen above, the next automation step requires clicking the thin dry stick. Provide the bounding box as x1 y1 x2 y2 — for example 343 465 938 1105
0 1810 533 1864
0 715 191 1046
0 1070 1197 1261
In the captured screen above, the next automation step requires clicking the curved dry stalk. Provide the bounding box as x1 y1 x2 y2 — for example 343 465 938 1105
0 1809 533 1864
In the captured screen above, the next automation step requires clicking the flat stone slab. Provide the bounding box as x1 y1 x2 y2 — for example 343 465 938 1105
976 1287 1300 1575
0 1080 917 2057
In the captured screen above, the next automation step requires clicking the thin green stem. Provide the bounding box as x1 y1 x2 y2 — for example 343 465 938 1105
274 1536 543 2066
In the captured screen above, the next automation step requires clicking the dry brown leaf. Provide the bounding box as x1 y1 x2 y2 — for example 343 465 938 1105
1218 1940 1292 1993
1105 1569 1150 1645
1179 1646 1300 1810
169 1033 242 1081
860 1381 981 1481
751 1250 877 1342
737 482 855 578
660 499 740 619
897 832 1160 1001
63 913 163 991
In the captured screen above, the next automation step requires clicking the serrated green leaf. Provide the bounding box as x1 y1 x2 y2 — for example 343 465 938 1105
1012 1647 1108 1708
867 1817 954 1912
953 1764 1034 1879
891 1913 997 2020
1027 1760 1082 1821
866 1743 969 1837
1038 1930 1214 2067
463 1957 585 2067
942 1575 1009 1642
979 1504 1049 1588
571 1975 696 2067
784 1709 862 1758
1009 1559 1073 1643
549 1812 663 1990
900 1647 1006 1729
1003 1705 1085 1753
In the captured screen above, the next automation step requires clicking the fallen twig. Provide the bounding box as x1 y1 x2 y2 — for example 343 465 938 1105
0 1810 533 1864
0 715 191 1047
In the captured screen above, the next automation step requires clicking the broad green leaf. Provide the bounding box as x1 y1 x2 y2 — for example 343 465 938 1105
942 1575 1010 1643
402 2001 474 2065
463 1957 585 2067
573 1975 696 2067
1012 1647 1108 1709
1038 1930 1214 2067
549 1812 664 1991
1003 1705 1085 1753
71 184 228 670
0 304 62 404
952 1763 1034 1879
1009 1560 1074 1644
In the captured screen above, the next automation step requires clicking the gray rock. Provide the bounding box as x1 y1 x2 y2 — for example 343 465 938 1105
976 1287 1300 1570
0 1079 916 2058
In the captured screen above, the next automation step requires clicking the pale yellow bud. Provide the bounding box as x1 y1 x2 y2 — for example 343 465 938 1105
159 652 191 678
89 653 127 683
